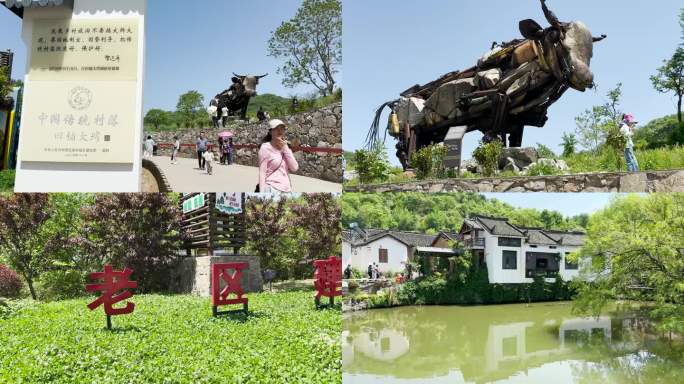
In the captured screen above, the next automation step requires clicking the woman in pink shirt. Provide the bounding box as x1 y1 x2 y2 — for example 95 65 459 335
258 119 299 192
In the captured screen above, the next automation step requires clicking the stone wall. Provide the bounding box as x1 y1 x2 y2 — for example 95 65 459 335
145 103 342 183
345 169 684 193
173 255 263 296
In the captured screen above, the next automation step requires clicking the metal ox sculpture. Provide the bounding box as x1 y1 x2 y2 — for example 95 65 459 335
216 72 268 120
366 0 606 169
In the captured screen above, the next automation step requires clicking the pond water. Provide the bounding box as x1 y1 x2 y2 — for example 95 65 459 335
343 302 684 384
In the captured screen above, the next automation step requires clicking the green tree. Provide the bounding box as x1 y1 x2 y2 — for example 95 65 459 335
82 193 183 293
267 0 341 96
574 83 624 153
245 196 303 278
0 194 74 299
144 109 170 130
651 47 684 123
571 194 684 334
561 133 578 157
176 91 205 128
0 66 11 102
290 194 341 264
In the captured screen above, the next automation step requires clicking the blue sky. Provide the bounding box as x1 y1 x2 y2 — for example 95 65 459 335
483 193 619 217
343 0 683 165
0 0 317 112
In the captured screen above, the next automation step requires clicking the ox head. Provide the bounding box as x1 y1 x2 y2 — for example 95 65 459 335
519 0 606 92
232 73 268 97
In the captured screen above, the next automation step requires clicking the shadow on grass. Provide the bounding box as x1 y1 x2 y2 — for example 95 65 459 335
104 325 144 333
266 279 315 293
315 302 342 312
209 310 270 324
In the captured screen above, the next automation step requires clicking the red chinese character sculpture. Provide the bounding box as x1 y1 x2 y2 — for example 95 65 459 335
212 263 249 316
313 256 342 307
86 265 137 329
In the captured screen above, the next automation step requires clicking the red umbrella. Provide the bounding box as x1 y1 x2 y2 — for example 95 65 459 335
218 131 234 138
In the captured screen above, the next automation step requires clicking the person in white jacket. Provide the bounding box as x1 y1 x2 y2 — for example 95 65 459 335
620 114 639 172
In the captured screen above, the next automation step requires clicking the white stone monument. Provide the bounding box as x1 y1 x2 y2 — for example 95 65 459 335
9 0 146 192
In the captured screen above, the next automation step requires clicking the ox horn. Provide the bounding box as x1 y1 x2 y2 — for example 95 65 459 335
541 0 563 29
593 34 607 43
256 73 269 79
232 72 246 78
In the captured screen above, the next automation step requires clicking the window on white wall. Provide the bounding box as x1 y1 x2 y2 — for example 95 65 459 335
502 250 517 270
379 248 388 263
565 252 578 270
498 237 522 247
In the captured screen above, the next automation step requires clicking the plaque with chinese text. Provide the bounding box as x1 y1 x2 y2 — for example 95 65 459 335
20 81 137 163
29 19 139 81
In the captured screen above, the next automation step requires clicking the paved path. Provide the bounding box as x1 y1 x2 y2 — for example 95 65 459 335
149 156 342 193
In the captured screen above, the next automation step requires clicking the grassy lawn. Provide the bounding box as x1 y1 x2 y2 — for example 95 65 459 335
0 291 341 383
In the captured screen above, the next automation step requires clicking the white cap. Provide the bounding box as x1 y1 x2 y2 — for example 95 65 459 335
268 119 286 130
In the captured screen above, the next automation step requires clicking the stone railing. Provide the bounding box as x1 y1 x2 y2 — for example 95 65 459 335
145 103 342 183
345 169 684 193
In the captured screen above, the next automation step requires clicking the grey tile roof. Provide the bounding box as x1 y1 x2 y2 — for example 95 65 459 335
4 0 66 7
342 228 437 248
472 215 526 237
543 230 586 246
468 215 585 246
525 229 559 245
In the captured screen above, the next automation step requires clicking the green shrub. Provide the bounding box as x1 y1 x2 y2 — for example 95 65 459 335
37 270 86 302
0 264 22 298
564 145 684 173
536 143 557 159
394 264 574 306
0 170 15 192
561 133 578 157
473 140 503 177
354 148 391 184
409 144 447 180
350 267 363 279
526 162 562 176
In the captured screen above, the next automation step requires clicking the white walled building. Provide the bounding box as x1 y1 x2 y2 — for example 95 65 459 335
342 228 450 276
458 215 585 284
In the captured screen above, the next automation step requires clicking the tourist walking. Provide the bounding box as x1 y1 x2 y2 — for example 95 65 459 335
372 263 378 279
218 137 225 165
208 98 219 129
257 119 299 193
621 114 639 173
203 150 215 175
226 138 234 165
143 135 155 159
344 264 352 279
367 263 373 279
171 136 180 164
196 132 208 170
222 106 229 128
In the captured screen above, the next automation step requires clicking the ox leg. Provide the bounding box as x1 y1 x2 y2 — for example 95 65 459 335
396 140 409 171
508 125 524 148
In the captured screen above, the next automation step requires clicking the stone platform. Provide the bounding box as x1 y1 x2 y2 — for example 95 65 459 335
173 255 263 296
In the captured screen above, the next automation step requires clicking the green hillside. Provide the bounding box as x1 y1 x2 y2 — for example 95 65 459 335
245 93 291 117
342 192 588 234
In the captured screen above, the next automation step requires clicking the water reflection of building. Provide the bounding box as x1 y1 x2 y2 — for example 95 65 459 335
484 317 611 374
346 327 411 363
344 306 628 383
